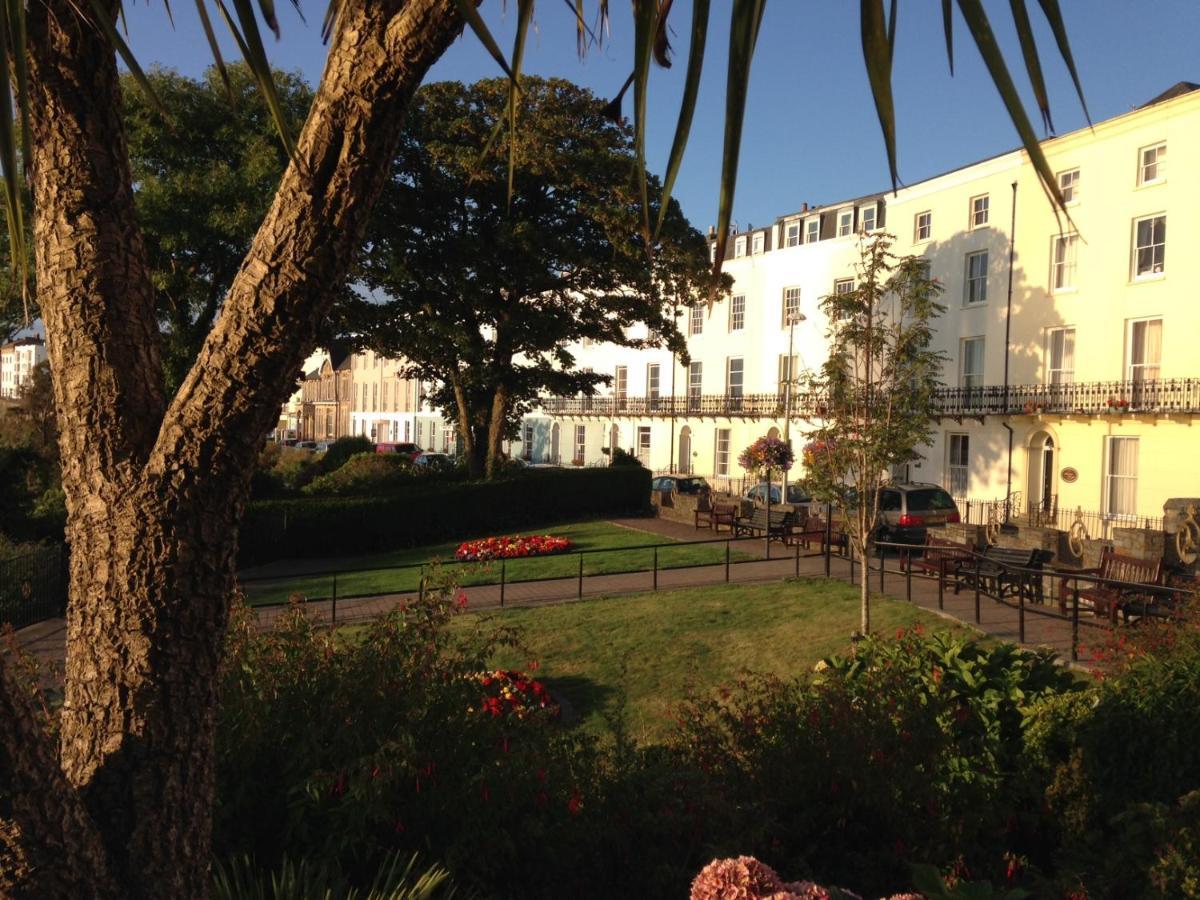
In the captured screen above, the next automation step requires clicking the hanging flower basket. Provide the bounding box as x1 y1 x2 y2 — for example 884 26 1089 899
738 436 794 475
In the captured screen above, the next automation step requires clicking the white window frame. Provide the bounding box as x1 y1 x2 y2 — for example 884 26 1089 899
1046 327 1076 385
1104 436 1139 519
687 361 703 406
833 277 855 296
965 250 988 305
734 236 746 258
784 219 802 247
647 363 660 400
1051 233 1078 293
836 208 853 237
946 434 969 496
1138 142 1166 186
805 217 820 244
715 428 732 476
1058 168 1080 205
726 357 744 400
914 210 931 242
751 232 765 255
1126 317 1162 383
729 294 746 332
689 305 704 336
777 353 799 394
614 365 628 406
574 424 587 463
960 337 985 390
969 194 990 229
782 286 802 326
859 205 877 233
1132 214 1166 280
636 426 651 464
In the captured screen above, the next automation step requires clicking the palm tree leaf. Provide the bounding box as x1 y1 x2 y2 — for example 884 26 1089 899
256 0 280 38
5 0 31 169
506 0 535 211
955 0 1063 207
712 0 766 275
632 0 658 241
194 0 235 103
654 0 710 239
86 0 170 119
1035 0 1090 123
218 0 297 156
942 0 954 74
451 0 518 83
861 0 898 190
1008 0 1052 132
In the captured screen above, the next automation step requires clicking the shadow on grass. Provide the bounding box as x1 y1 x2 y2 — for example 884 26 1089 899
542 674 618 728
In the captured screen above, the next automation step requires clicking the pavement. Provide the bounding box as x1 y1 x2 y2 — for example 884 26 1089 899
12 515 1106 673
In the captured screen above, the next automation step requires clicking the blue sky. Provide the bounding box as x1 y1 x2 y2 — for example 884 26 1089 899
122 2 1200 231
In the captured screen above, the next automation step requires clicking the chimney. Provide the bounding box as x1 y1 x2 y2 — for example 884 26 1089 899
801 202 808 212
707 225 716 238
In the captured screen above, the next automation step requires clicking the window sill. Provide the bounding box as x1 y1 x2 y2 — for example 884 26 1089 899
1135 178 1166 190
961 302 989 309
1130 273 1166 285
1051 287 1079 296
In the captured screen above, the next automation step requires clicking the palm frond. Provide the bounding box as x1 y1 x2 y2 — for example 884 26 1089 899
1009 0 1052 132
654 0 709 239
712 0 767 274
860 0 898 191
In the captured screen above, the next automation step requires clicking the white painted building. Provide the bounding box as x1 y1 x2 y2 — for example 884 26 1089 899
0 337 47 399
531 82 1200 524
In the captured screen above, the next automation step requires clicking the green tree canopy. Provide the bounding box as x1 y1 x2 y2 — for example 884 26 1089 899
355 77 725 478
123 64 315 391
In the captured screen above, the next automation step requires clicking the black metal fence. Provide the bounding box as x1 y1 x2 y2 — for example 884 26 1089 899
0 543 68 630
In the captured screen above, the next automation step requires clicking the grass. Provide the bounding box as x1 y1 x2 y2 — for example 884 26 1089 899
240 519 753 606
460 578 976 745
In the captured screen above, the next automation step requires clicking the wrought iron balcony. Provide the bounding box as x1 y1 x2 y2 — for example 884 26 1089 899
538 378 1200 420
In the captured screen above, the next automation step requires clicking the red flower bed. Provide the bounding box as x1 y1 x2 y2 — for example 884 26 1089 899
471 669 559 720
454 534 573 562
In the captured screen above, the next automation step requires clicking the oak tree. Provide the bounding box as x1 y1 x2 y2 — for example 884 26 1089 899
356 77 720 479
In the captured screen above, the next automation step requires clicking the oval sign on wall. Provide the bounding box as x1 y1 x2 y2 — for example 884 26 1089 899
1061 467 1079 484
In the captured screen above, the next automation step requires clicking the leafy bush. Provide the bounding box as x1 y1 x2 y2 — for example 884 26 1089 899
669 629 1077 895
301 452 413 496
609 447 643 467
239 466 651 565
317 435 376 473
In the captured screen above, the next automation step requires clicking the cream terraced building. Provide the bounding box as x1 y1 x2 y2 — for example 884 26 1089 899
527 81 1200 525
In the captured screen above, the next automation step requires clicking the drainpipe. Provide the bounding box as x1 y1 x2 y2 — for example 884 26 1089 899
1001 180 1017 519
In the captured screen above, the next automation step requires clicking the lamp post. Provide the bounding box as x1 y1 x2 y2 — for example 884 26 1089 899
782 312 807 501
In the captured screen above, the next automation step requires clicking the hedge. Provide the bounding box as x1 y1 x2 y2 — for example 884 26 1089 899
238 466 651 566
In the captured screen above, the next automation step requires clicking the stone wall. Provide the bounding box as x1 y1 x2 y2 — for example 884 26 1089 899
651 489 710 526
944 522 985 549
1112 526 1165 563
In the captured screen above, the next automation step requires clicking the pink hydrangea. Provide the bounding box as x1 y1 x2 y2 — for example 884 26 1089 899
690 856 917 900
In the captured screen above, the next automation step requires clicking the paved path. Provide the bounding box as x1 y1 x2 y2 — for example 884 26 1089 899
12 517 1106 673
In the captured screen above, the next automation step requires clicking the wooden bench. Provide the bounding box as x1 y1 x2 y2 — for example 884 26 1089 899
1058 547 1163 623
955 546 1047 601
732 508 794 542
695 502 738 533
792 514 847 556
904 534 972 590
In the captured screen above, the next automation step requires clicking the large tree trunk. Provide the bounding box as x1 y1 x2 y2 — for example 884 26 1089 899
3 0 464 896
485 383 511 480
450 374 485 479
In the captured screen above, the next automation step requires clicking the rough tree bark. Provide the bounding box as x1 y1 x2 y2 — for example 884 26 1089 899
1 0 464 896
485 382 511 479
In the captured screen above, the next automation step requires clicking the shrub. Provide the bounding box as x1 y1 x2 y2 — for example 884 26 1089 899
239 466 651 566
317 435 376 473
301 452 413 496
609 447 643 467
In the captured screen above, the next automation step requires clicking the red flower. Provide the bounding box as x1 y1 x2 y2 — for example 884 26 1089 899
567 791 582 816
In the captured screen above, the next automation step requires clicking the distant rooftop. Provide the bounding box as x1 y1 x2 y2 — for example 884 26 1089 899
1138 81 1200 109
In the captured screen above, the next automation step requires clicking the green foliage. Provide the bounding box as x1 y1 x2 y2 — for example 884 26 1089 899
301 452 413 496
608 447 644 468
212 852 458 900
355 77 725 477
315 436 376 474
122 65 316 392
670 629 1075 895
239 467 651 566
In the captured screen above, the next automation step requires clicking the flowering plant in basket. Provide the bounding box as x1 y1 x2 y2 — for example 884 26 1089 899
738 436 795 476
455 534 573 562
470 669 559 720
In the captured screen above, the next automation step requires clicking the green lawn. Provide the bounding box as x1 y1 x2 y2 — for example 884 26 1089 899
462 578 976 745
240 519 751 606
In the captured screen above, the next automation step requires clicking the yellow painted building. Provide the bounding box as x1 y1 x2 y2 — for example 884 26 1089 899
533 82 1200 525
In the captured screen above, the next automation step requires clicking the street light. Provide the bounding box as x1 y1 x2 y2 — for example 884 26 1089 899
782 312 807 501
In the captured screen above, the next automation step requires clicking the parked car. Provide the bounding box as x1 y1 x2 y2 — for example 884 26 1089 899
651 475 710 495
873 483 961 545
376 441 423 459
412 452 452 469
314 441 333 452
744 482 812 506
294 440 318 451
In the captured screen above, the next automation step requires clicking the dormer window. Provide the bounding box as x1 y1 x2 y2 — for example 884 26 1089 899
860 205 877 233
837 208 853 237
734 236 746 258
784 219 802 247
751 232 764 255
806 217 820 243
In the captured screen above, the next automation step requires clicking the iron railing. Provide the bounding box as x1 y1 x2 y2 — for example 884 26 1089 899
0 543 68 630
540 378 1200 420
